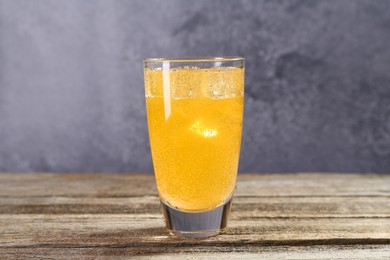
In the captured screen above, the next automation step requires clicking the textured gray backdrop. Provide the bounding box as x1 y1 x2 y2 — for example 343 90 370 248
0 0 389 173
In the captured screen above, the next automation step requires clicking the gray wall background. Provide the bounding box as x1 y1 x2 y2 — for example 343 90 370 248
0 0 389 173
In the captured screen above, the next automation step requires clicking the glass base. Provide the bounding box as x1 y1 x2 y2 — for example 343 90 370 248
160 197 232 238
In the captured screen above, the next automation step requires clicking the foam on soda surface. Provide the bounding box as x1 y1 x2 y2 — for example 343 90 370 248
145 67 244 99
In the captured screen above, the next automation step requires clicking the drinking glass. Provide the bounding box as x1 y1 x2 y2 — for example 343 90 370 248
144 57 245 238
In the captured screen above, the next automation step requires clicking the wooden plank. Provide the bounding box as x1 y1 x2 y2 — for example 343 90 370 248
0 196 389 217
1 245 390 259
236 173 390 197
0 173 389 197
0 174 158 197
0 215 389 247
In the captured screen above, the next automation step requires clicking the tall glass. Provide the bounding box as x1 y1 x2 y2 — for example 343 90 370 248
144 57 244 238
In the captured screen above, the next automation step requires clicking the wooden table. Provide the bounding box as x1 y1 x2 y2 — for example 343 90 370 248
0 173 389 259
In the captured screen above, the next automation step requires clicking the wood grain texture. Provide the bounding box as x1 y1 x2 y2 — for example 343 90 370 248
0 173 389 259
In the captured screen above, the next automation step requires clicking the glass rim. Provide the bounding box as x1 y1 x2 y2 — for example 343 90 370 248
144 56 244 63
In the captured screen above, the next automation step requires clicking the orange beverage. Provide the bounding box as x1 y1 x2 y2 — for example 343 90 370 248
145 66 244 211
